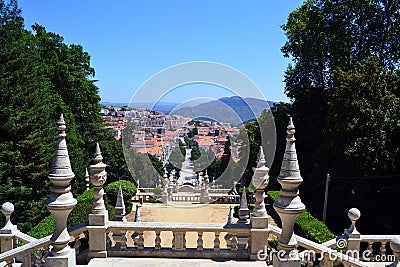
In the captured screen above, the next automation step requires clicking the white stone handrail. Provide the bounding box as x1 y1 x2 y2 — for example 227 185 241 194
360 234 394 242
107 221 251 259
269 225 371 267
108 221 250 233
0 222 88 265
321 237 337 249
0 235 51 265
14 231 38 244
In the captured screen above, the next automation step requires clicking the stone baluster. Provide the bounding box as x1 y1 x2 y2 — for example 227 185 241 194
44 115 77 267
250 146 270 260
120 230 127 251
238 187 249 223
88 143 108 259
230 233 238 251
273 117 305 267
319 252 334 267
155 230 161 250
344 208 361 252
367 241 374 256
214 232 220 251
390 237 400 267
85 168 90 191
172 231 186 250
136 231 144 250
197 231 204 251
380 241 387 256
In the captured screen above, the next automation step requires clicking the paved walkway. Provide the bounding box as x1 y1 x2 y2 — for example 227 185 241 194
79 257 269 267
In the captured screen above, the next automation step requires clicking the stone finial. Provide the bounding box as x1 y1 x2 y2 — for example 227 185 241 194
45 114 77 263
238 187 249 223
0 202 17 233
85 168 90 191
90 143 107 216
161 173 169 203
134 204 141 222
345 208 361 236
273 117 305 255
390 237 400 266
251 146 269 219
200 172 210 203
114 186 126 222
227 205 234 225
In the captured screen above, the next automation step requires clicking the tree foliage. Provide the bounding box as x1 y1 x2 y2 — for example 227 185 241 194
0 0 131 232
282 0 400 233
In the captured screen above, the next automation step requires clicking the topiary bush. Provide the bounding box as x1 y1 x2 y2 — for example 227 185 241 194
266 191 336 243
105 180 137 204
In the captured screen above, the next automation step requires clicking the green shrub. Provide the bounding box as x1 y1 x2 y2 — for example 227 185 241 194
267 191 336 243
266 190 280 202
238 187 255 200
153 187 162 198
294 210 336 243
105 180 137 204
28 188 115 239
125 201 133 213
268 239 278 249
28 215 55 239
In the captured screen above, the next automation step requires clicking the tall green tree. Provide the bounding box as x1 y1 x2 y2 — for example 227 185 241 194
0 0 132 231
282 0 400 232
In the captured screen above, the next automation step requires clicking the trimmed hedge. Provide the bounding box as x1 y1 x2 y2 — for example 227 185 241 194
266 191 336 243
105 180 137 204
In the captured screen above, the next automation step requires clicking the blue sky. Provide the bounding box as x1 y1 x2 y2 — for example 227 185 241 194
19 1 303 104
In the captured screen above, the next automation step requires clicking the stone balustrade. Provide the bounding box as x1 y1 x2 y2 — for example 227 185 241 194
1 115 399 267
106 221 251 259
268 225 370 267
0 221 88 266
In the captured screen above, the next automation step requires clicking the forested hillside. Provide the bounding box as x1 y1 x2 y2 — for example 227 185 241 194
0 0 131 232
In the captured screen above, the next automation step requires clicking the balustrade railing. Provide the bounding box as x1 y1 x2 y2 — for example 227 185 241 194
106 221 250 259
0 222 88 267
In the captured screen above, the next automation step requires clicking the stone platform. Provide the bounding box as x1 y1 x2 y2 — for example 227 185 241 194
78 257 269 267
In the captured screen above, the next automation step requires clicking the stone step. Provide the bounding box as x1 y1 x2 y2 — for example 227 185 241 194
78 257 269 267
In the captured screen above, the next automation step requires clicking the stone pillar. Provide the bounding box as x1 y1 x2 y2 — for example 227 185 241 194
238 187 249 223
250 146 270 260
114 186 126 222
88 143 108 259
273 117 305 267
161 173 169 203
227 205 234 225
85 168 90 191
344 208 361 252
134 204 141 222
45 114 77 267
0 202 18 253
389 237 400 267
200 173 210 204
